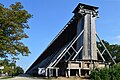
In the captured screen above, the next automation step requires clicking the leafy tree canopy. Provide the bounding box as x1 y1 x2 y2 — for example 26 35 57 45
0 2 32 59
0 59 24 76
91 63 120 80
15 66 24 75
97 40 120 63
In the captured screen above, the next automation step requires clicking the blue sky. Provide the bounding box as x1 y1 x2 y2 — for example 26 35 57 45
0 0 120 71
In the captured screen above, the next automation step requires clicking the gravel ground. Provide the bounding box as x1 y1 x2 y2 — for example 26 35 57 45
2 77 89 80
5 76 44 80
0 74 88 80
0 74 45 80
5 77 84 80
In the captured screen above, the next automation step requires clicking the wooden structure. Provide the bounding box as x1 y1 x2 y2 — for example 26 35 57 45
26 3 116 77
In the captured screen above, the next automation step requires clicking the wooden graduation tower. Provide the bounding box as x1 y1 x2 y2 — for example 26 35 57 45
26 3 116 77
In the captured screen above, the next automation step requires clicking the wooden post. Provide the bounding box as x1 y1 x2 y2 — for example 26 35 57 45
65 70 67 77
79 69 81 77
68 69 70 77
48 68 51 77
56 68 58 77
45 68 48 77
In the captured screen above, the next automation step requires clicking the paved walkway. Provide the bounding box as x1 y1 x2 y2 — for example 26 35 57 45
0 74 88 80
6 76 44 80
0 74 45 80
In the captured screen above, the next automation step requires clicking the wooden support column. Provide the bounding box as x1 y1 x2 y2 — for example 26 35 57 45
51 69 53 76
65 70 67 77
90 15 97 60
68 69 70 77
76 17 84 59
68 61 71 77
89 70 91 75
45 68 48 77
48 68 51 77
76 70 77 76
79 69 81 77
56 68 58 77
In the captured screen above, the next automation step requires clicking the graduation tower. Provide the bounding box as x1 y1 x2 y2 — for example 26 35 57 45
26 3 116 77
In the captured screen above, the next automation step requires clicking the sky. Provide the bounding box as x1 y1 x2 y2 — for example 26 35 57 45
0 0 120 72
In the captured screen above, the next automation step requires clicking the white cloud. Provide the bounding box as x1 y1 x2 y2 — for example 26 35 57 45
116 35 120 40
113 35 120 44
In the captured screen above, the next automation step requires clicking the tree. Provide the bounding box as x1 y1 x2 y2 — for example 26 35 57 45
15 66 24 75
0 2 31 59
90 63 120 80
91 41 120 79
0 59 24 76
97 40 120 63
0 59 14 75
